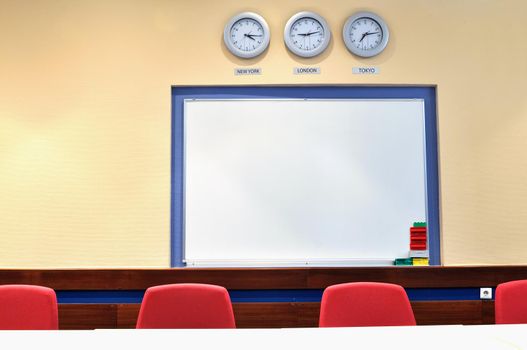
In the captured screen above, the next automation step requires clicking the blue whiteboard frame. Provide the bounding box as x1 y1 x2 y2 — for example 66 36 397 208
171 85 440 266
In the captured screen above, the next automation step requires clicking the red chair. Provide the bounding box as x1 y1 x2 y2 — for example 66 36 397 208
495 280 527 324
136 283 236 329
0 284 58 330
319 282 416 327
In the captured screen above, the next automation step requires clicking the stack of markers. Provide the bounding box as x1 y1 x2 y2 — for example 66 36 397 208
394 222 430 266
410 222 427 250
410 222 429 265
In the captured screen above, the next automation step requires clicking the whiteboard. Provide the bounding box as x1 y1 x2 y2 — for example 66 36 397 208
183 99 427 266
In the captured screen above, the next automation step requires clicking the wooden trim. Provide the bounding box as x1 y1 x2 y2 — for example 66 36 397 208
57 301 497 330
116 304 140 329
412 301 486 325
2 266 527 290
232 302 320 328
59 304 117 330
481 300 496 324
305 266 527 288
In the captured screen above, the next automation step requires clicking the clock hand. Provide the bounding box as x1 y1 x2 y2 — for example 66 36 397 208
298 31 321 37
246 34 263 40
360 31 381 42
244 33 256 41
305 31 321 36
359 32 369 42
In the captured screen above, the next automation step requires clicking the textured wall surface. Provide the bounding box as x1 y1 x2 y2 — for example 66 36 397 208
1 0 526 266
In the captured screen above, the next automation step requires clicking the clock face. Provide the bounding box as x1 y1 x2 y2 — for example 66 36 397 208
284 12 331 58
290 17 325 52
343 12 389 58
224 12 270 59
349 18 383 51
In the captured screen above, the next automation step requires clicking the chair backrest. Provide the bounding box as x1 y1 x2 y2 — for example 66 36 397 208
495 279 527 324
319 282 416 327
0 284 58 330
136 283 236 329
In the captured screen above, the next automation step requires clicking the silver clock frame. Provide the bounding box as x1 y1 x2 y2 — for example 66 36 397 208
284 11 331 58
224 12 271 59
343 11 389 58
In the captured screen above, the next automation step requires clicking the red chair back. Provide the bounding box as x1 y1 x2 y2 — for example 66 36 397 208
496 280 527 324
136 283 236 329
0 284 58 330
319 282 416 327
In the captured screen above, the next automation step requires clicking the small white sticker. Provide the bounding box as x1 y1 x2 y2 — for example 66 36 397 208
480 288 492 299
352 67 380 74
293 67 321 75
234 67 262 75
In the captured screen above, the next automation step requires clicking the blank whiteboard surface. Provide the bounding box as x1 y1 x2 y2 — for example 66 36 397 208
184 99 426 266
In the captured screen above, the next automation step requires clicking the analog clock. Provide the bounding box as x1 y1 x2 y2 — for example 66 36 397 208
343 12 389 58
224 12 271 59
284 11 331 58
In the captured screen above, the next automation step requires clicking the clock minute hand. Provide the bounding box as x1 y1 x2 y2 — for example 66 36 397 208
305 30 321 36
298 31 321 37
246 34 263 39
244 33 256 41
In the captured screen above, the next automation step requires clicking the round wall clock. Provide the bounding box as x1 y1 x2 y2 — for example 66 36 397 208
284 11 331 58
342 11 389 58
224 12 270 59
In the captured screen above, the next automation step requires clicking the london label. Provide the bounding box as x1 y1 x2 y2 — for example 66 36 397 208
293 67 321 75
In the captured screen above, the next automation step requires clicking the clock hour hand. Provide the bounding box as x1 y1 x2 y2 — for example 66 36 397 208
244 33 256 41
359 32 369 42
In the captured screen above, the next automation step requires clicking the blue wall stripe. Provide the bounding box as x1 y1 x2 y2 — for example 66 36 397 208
171 86 440 266
55 288 491 304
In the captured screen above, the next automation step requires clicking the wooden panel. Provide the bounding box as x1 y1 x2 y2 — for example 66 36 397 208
411 301 483 325
306 266 527 288
57 301 496 330
296 303 321 328
58 304 117 330
481 300 495 324
233 302 320 328
117 304 140 329
233 303 299 328
0 268 307 290
116 303 320 329
1 267 527 290
0 265 516 329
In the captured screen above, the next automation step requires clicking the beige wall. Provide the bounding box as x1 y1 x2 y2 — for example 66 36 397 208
1 0 526 267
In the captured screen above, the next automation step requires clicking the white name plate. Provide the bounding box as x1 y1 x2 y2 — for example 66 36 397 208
234 67 262 75
294 67 321 75
352 67 380 74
